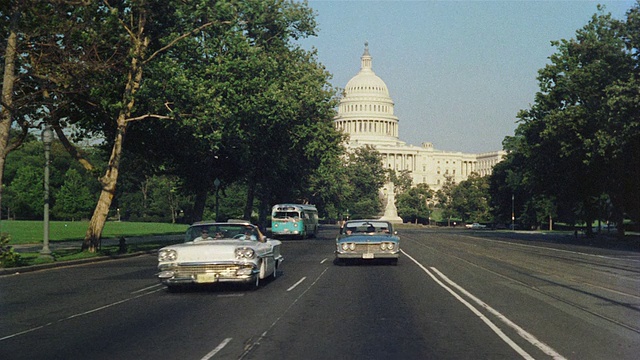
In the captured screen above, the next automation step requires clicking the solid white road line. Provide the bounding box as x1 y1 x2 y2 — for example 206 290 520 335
200 337 232 360
1 287 164 341
402 250 536 359
430 266 567 360
287 276 307 292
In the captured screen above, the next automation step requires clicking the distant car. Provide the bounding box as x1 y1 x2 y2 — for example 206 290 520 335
465 223 487 229
335 220 399 265
157 220 283 291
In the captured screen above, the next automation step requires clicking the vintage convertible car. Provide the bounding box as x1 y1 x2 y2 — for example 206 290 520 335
335 220 399 265
157 220 283 290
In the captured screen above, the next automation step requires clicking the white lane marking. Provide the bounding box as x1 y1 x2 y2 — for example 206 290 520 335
200 337 232 360
401 250 534 359
430 266 567 360
131 283 163 294
287 277 307 292
320 258 329 264
0 287 163 341
239 268 328 359
0 324 49 341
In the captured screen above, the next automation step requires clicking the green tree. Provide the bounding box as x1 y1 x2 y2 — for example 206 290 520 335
119 0 339 230
449 173 491 223
52 168 95 221
435 175 457 225
342 146 387 219
389 169 413 194
5 165 42 219
508 5 639 235
397 183 434 224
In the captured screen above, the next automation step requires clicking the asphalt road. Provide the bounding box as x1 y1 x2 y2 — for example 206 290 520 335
1 226 638 359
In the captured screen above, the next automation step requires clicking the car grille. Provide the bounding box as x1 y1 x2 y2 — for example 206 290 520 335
354 243 384 253
170 263 254 277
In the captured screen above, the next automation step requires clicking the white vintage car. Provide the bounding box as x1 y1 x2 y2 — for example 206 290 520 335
157 220 283 290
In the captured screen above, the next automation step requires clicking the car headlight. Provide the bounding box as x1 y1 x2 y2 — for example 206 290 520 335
158 249 177 262
348 243 356 251
341 243 349 251
380 242 396 250
235 247 256 259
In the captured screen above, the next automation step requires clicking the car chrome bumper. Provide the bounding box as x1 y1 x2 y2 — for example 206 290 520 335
157 262 259 284
335 251 399 259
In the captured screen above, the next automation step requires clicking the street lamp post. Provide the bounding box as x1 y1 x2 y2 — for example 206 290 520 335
214 178 221 222
40 126 54 259
511 193 515 231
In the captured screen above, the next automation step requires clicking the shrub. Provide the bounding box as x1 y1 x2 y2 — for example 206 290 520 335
0 233 23 268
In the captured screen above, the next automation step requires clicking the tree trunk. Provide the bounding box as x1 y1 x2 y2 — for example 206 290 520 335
0 15 18 222
244 176 256 221
192 188 207 223
82 22 148 252
82 116 127 252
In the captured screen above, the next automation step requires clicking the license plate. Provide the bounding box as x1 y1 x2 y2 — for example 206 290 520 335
362 253 374 259
196 273 219 283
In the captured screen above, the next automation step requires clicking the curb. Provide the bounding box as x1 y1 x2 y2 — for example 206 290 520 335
0 250 154 276
1 234 183 277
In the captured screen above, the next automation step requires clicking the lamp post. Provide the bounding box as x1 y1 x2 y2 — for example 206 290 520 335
40 126 54 258
214 178 221 222
511 193 515 231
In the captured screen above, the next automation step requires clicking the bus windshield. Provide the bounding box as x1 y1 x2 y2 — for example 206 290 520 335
273 211 300 219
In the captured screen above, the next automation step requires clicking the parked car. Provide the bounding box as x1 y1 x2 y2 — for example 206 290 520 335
157 220 283 291
465 223 487 229
335 220 399 265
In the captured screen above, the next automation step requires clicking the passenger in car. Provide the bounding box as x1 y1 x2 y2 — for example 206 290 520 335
194 229 211 241
242 226 258 241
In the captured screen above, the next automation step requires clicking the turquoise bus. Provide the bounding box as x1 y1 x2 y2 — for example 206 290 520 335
271 204 319 239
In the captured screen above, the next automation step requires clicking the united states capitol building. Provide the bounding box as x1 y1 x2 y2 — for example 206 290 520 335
334 43 506 192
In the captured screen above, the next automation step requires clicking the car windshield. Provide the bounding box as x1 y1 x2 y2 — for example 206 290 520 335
185 224 259 242
342 221 392 235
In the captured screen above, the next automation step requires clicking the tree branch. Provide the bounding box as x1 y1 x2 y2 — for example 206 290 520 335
124 113 173 122
51 121 96 173
144 19 235 64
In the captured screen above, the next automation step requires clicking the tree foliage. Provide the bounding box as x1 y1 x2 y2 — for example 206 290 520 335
341 146 387 219
52 168 95 221
493 4 639 235
396 183 434 224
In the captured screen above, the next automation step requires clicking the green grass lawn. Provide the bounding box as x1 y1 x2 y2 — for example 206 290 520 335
0 220 189 245
0 220 188 268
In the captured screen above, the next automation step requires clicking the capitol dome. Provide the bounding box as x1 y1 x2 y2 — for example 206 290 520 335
335 43 399 145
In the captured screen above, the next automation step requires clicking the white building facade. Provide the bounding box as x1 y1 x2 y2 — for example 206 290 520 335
334 43 506 191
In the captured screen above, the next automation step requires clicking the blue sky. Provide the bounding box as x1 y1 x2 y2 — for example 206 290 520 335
297 0 636 153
